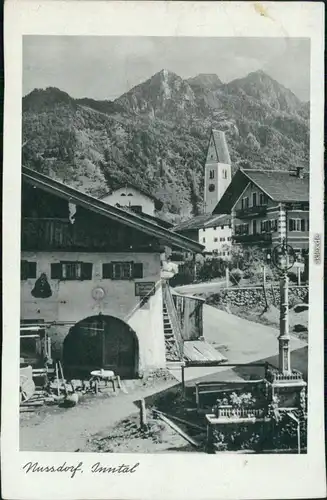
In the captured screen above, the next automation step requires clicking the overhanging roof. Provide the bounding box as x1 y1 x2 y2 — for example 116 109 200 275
213 168 309 214
22 166 204 253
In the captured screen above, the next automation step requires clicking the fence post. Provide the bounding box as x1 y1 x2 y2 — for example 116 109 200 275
225 267 229 288
138 398 147 429
297 266 301 286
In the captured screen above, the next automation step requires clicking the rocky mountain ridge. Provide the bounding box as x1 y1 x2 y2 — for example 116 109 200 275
22 69 309 222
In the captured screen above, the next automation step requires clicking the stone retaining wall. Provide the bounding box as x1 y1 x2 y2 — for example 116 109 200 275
205 285 308 309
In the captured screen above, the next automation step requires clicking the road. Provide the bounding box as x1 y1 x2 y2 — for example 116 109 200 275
174 279 226 295
169 304 307 384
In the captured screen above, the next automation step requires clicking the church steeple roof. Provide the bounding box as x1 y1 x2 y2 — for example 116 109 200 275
211 130 231 165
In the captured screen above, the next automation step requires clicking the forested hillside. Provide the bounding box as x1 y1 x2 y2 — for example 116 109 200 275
22 69 309 222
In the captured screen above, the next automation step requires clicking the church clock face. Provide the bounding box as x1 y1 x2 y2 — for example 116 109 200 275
208 183 216 192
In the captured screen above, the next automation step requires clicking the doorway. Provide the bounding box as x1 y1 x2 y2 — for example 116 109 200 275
63 315 139 379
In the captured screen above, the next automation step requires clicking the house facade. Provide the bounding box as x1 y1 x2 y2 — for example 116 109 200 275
174 213 233 259
213 167 309 260
100 184 163 217
21 167 203 379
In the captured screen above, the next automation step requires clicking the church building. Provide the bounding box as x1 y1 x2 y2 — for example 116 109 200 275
174 129 233 258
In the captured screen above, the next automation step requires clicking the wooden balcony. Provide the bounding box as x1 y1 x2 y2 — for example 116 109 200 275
233 233 272 245
21 217 158 251
235 205 267 219
22 218 72 250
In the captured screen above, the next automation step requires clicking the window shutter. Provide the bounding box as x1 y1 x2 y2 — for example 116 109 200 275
29 262 37 278
81 262 93 280
133 263 143 279
51 263 62 279
289 219 293 231
102 263 113 279
301 219 305 232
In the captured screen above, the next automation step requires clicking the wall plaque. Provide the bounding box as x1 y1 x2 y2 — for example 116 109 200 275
135 282 155 297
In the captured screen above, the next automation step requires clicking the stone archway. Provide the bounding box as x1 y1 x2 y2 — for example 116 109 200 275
63 315 139 379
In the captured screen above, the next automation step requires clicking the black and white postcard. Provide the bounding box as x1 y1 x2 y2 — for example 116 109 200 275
2 1 325 499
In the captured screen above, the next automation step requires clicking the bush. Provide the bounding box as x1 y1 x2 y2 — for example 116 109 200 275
230 268 243 285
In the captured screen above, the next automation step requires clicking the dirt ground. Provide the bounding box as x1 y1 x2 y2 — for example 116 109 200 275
20 371 181 452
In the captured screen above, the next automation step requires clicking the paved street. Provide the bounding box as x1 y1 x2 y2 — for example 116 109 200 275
174 279 226 295
169 304 307 384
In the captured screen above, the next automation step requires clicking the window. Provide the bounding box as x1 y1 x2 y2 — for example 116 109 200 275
213 226 217 231
228 224 232 229
202 238 206 243
21 261 37 280
242 197 249 209
222 252 225 256
222 169 227 179
252 193 257 207
253 220 257 234
259 193 268 205
227 237 231 241
214 237 218 242
130 205 143 214
208 184 215 192
221 225 224 230
289 219 306 232
102 262 143 280
120 193 126 197
209 170 215 179
127 193 133 197
220 237 226 242
51 262 93 280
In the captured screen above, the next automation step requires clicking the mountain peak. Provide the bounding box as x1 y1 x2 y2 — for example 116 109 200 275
187 73 222 90
226 69 302 112
23 87 76 112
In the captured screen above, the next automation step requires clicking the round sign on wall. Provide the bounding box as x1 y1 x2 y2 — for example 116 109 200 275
92 287 105 300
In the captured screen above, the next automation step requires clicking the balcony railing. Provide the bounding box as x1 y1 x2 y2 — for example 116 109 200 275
235 205 267 218
22 218 72 249
233 233 272 245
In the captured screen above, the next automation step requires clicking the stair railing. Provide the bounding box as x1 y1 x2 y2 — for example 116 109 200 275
162 281 184 360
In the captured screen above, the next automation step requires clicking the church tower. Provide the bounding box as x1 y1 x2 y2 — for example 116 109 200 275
204 130 231 213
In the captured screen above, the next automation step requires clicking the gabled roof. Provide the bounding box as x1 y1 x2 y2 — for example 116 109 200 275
99 182 163 210
242 169 309 202
173 213 231 232
213 168 309 214
22 166 204 253
211 130 231 165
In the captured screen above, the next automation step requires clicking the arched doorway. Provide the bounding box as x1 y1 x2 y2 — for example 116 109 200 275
63 315 139 379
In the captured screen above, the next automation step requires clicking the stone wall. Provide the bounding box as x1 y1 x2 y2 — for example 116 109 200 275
205 285 308 309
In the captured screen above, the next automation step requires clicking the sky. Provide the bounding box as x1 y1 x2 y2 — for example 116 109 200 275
23 36 310 102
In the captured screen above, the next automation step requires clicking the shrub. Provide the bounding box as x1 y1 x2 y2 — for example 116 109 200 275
230 268 243 285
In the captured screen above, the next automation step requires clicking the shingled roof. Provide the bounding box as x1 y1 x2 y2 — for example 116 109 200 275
173 213 231 232
213 168 309 214
212 130 231 165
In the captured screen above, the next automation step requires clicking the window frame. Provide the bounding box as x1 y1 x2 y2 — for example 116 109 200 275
51 261 93 281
